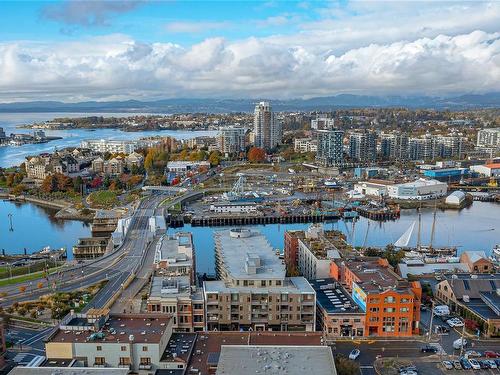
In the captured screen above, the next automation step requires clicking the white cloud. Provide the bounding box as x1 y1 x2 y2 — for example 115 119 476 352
164 21 231 34
1 2 500 101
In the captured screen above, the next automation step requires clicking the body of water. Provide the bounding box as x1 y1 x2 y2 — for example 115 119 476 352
0 112 217 167
168 202 500 274
0 200 90 259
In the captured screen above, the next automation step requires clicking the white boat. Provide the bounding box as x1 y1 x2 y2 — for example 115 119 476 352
324 180 342 188
490 244 500 265
394 221 415 248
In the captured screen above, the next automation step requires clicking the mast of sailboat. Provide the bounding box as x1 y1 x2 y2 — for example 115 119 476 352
429 198 437 250
416 202 422 250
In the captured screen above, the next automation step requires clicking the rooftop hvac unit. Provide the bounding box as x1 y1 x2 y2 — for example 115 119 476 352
463 295 470 302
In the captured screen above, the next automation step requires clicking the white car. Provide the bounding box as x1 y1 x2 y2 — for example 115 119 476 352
400 371 418 375
446 318 464 327
349 349 360 360
486 360 497 369
468 359 480 370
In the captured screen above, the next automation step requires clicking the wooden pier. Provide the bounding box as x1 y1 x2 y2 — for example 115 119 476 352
354 206 400 221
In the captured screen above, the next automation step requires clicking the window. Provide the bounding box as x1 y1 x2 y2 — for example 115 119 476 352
96 346 102 351
384 307 395 313
384 296 395 303
400 298 409 303
261 280 266 287
276 280 282 286
140 358 151 365
120 346 126 351
119 357 130 365
94 357 105 365
142 346 148 352
369 307 379 312
400 307 409 313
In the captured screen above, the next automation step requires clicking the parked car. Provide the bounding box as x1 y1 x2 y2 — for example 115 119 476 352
442 361 453 370
479 360 490 369
452 360 462 370
460 357 472 369
446 318 464 327
399 371 417 375
465 350 482 358
496 359 500 367
399 366 417 373
421 345 438 353
484 350 500 358
485 360 497 369
453 338 468 350
435 325 450 334
349 349 360 360
468 359 480 370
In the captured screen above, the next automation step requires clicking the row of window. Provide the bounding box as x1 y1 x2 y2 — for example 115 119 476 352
368 307 410 313
368 296 412 304
97 345 148 352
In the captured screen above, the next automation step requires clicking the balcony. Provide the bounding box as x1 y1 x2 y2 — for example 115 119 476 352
93 364 106 368
139 365 152 370
118 364 131 369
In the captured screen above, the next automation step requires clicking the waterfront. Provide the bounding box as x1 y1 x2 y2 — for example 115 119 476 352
0 112 218 167
168 201 500 274
0 200 90 258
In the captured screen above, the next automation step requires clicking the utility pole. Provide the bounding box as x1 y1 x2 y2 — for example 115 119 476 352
459 322 466 358
428 299 435 343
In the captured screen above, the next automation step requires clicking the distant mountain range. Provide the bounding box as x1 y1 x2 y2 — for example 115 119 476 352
1 93 499 113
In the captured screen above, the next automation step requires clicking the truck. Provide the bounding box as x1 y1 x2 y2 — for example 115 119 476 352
434 305 450 316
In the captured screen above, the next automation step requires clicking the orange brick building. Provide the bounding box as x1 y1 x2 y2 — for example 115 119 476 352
331 257 421 337
284 230 305 275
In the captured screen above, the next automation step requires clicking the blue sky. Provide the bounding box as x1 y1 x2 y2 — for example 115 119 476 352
0 1 499 102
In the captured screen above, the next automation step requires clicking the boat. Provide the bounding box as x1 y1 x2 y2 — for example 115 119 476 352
324 180 342 188
490 244 500 265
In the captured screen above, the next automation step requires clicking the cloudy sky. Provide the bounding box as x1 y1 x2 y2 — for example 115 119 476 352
0 0 499 102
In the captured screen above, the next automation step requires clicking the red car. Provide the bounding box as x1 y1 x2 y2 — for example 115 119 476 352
484 351 500 358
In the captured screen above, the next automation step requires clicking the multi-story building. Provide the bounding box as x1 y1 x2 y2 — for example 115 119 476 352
311 115 335 130
380 132 409 160
409 135 437 161
91 210 120 238
81 139 141 154
25 154 79 180
331 257 421 337
435 274 500 337
146 276 205 332
154 232 195 284
349 130 377 162
217 127 246 155
44 310 173 372
297 225 342 280
294 138 317 153
310 278 365 338
284 230 305 276
438 135 463 159
72 237 111 259
477 128 500 149
0 127 6 144
316 129 344 166
92 157 125 176
204 229 316 332
254 101 281 150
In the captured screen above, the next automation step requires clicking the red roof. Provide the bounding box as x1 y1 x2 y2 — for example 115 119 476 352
485 163 500 169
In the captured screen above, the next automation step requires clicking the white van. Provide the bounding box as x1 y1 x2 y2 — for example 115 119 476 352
453 338 467 349
434 305 450 316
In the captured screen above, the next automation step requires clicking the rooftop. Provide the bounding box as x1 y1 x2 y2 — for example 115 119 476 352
485 163 500 169
149 276 193 299
299 226 343 260
215 229 285 280
397 262 468 279
186 332 324 375
155 232 193 266
346 258 410 293
215 345 337 375
395 178 444 188
8 369 129 375
161 332 197 364
310 278 362 315
203 277 314 294
48 313 171 345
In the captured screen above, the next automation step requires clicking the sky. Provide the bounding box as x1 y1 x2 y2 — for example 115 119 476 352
0 0 499 102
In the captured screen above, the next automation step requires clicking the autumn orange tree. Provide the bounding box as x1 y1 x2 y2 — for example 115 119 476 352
247 147 266 163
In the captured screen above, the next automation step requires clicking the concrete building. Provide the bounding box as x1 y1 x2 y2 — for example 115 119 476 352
72 237 111 259
254 101 281 150
92 157 124 176
380 132 409 160
316 129 344 166
44 310 173 372
470 163 500 177
409 135 437 161
387 179 447 200
146 276 204 332
81 140 141 154
294 137 317 153
297 225 342 280
311 115 335 130
331 257 422 337
8 369 128 375
284 230 306 276
353 181 392 197
477 128 500 149
438 135 463 159
166 161 210 173
349 130 377 162
310 278 365 338
423 168 469 182
217 127 246 155
435 274 500 337
154 233 195 284
215 345 337 375
204 229 316 332
209 202 257 214
91 210 120 238
25 154 79 180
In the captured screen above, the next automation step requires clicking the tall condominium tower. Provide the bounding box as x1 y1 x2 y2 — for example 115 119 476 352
316 129 344 166
349 130 377 162
254 101 281 150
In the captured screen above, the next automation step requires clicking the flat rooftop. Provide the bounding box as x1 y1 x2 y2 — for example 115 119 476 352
186 332 323 375
155 233 193 265
149 276 192 299
204 276 314 294
215 229 285 280
310 278 362 314
215 345 337 375
8 369 129 375
49 314 170 344
346 258 405 293
161 332 197 363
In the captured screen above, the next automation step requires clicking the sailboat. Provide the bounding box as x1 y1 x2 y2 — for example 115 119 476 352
394 204 457 257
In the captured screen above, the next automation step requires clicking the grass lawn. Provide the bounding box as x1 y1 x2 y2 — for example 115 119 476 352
88 190 119 208
0 266 63 287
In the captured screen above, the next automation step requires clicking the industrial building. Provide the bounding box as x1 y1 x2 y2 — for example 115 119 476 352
470 163 500 177
445 191 466 206
387 179 447 200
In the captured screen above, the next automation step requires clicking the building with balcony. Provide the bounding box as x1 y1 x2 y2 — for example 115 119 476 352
331 257 421 337
217 126 246 155
91 210 120 238
44 310 173 372
72 237 111 259
146 276 204 332
153 232 195 284
204 229 316 332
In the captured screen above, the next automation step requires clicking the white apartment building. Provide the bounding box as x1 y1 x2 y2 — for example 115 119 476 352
477 128 500 148
294 137 317 153
81 139 139 154
311 116 335 130
218 126 246 155
254 101 282 150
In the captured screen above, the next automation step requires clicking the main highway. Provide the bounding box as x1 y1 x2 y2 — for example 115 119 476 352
0 192 167 309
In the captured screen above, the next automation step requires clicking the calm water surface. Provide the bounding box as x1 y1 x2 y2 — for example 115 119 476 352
168 202 500 274
0 200 90 258
0 112 217 167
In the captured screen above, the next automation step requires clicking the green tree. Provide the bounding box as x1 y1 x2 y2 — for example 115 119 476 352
208 151 221 166
334 355 360 375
